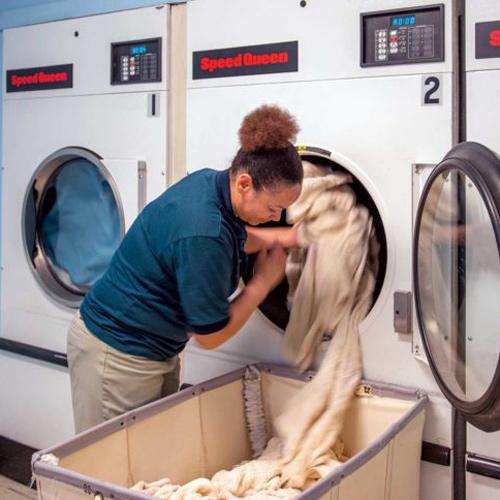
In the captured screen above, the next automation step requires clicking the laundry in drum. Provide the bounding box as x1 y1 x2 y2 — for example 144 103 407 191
130 161 380 498
39 159 121 288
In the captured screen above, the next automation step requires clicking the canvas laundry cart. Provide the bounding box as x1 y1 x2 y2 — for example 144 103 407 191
32 364 427 500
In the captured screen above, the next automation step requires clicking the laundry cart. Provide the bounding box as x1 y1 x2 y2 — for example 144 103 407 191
32 364 427 500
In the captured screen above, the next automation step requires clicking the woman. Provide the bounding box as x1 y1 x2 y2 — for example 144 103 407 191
67 105 303 432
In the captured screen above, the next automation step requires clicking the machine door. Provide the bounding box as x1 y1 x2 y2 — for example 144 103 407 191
241 147 387 332
413 141 500 431
24 147 146 309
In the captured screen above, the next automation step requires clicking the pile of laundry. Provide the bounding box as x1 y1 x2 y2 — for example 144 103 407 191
131 161 379 499
131 437 346 499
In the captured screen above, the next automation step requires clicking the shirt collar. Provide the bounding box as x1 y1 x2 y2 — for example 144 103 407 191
216 169 244 228
215 169 248 262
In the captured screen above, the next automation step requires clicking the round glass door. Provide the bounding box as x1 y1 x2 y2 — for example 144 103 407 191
24 148 124 308
414 142 500 431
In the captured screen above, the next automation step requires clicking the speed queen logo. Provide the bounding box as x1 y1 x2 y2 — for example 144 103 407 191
193 41 298 79
476 21 500 59
7 64 73 92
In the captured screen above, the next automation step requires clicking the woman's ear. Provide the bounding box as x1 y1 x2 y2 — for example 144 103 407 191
236 173 253 194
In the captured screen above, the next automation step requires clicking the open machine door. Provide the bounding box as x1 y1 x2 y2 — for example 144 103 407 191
23 148 146 310
413 141 500 432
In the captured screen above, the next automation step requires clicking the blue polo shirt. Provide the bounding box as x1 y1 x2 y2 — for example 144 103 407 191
80 168 247 360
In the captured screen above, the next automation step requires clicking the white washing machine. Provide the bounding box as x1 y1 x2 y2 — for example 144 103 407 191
0 5 171 448
183 0 500 498
184 0 454 404
460 0 500 496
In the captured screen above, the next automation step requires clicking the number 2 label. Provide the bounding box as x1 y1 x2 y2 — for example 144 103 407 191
422 75 442 105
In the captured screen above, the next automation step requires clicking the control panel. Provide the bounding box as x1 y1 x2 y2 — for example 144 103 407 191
111 38 161 84
361 5 444 67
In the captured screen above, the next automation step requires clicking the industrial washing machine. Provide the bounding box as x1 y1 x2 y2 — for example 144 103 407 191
183 0 500 498
0 4 186 448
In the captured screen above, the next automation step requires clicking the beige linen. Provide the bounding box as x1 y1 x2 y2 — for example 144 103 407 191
67 312 179 433
131 437 339 499
275 162 378 488
283 161 379 371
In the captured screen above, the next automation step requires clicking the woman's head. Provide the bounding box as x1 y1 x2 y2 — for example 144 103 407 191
230 105 303 225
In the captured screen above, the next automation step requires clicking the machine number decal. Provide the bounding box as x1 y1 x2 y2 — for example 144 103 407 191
422 75 441 105
82 483 94 495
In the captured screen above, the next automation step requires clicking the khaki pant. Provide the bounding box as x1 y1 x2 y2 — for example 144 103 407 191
67 312 180 433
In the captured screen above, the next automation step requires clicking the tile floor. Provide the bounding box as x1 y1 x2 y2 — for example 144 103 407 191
0 475 37 499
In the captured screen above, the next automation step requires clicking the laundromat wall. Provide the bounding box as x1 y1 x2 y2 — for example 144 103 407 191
0 0 188 450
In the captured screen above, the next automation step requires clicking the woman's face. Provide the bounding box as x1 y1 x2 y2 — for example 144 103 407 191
235 174 302 225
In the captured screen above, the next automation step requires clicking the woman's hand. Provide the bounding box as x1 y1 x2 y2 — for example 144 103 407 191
252 247 288 294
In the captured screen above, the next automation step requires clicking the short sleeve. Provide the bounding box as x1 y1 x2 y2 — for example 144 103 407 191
173 236 234 334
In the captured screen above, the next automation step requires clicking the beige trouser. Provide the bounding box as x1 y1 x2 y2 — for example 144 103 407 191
67 312 180 433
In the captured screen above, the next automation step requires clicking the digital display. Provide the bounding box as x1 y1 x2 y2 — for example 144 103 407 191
391 15 416 26
361 5 443 67
130 45 147 55
111 37 161 85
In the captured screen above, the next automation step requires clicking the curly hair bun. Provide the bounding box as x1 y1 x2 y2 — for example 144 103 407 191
239 105 299 153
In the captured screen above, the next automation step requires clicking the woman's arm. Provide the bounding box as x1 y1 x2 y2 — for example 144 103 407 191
192 276 269 349
244 225 299 253
192 247 287 350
